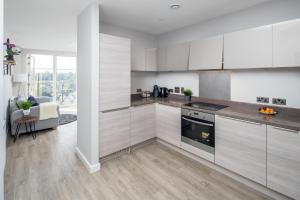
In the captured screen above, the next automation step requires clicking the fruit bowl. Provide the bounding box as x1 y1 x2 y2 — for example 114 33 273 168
259 107 277 115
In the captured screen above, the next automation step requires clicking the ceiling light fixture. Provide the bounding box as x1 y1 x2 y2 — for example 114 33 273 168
170 4 180 10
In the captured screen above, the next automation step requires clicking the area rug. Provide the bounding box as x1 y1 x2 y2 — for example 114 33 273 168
59 114 77 125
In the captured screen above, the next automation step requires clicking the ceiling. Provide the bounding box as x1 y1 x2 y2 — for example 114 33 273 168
99 0 272 34
4 0 95 52
4 0 272 52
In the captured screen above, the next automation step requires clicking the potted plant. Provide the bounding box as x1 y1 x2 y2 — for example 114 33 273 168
18 101 32 116
3 38 21 61
183 89 193 101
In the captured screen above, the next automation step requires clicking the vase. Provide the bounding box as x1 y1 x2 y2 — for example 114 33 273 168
185 96 192 101
23 109 30 116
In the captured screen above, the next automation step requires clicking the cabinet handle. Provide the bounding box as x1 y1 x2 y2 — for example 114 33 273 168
273 126 298 134
218 115 262 126
182 117 214 127
101 107 130 113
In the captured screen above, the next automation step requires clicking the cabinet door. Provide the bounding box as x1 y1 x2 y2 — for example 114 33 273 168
156 104 181 147
215 115 267 185
224 25 272 69
132 46 146 71
130 104 155 145
99 34 131 111
189 35 223 70
99 109 131 157
273 19 300 68
145 48 157 71
166 43 190 71
267 125 300 199
157 47 168 71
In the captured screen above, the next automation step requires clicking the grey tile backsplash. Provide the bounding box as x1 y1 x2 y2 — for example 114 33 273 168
199 71 231 101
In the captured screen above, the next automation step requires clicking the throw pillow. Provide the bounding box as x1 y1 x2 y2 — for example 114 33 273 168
28 95 39 106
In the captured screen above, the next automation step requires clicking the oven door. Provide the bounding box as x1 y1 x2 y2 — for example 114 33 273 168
181 115 215 154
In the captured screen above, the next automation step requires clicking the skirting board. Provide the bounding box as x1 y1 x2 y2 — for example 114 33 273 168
156 139 290 200
75 147 100 173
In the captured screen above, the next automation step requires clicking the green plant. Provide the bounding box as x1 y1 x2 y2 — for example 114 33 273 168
183 89 193 97
3 38 21 61
18 101 32 110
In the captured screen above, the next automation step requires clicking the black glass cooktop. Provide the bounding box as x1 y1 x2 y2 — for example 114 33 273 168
185 102 228 111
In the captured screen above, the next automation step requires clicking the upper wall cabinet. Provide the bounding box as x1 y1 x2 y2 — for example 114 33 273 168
167 43 190 71
132 47 145 71
273 19 300 68
145 48 157 71
224 25 273 69
189 35 223 70
157 47 168 71
158 42 190 71
132 47 157 71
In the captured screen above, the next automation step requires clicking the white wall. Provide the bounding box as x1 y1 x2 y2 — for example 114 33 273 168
156 72 199 96
231 69 300 108
0 0 5 198
131 72 156 94
131 72 199 96
77 3 100 172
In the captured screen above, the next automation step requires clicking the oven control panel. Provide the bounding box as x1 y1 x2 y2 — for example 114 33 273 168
181 109 215 122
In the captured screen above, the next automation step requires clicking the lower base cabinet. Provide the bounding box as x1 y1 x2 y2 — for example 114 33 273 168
99 108 131 157
215 115 267 185
98 104 300 199
267 125 300 199
156 104 181 147
130 104 155 145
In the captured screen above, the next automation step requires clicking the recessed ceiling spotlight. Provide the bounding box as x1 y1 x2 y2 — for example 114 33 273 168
170 4 180 10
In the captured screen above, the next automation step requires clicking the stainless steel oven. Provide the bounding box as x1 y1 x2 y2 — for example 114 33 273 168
181 108 215 154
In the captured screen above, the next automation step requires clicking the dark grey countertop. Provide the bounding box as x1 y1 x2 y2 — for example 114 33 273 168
131 94 300 131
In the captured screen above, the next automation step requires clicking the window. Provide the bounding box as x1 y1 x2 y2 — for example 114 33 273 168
56 56 77 106
30 54 77 108
31 54 54 98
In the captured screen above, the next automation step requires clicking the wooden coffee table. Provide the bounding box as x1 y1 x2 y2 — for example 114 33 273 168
14 116 38 142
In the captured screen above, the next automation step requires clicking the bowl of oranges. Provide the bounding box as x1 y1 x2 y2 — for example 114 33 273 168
259 107 277 115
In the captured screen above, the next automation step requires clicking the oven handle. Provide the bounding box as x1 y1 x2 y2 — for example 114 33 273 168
182 117 214 127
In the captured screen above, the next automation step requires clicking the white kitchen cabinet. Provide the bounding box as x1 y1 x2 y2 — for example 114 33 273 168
130 104 156 145
157 43 190 71
132 47 157 71
145 48 157 71
156 104 181 147
99 34 131 111
267 125 300 199
215 115 267 185
224 25 273 69
99 108 131 157
189 35 223 70
167 43 190 71
273 19 300 68
131 46 146 71
157 47 168 71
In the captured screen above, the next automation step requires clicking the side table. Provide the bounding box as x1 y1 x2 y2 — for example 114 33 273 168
14 116 38 142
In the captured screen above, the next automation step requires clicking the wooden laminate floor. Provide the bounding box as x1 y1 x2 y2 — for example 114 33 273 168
5 122 271 200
